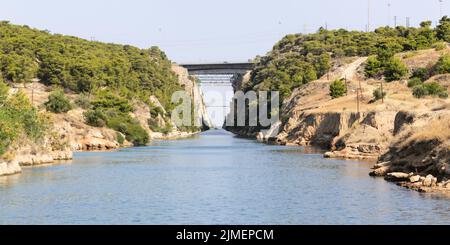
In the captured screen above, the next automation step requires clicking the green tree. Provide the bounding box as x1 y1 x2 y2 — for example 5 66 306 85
384 57 408 82
329 79 347 99
365 56 382 78
45 89 72 113
436 16 450 42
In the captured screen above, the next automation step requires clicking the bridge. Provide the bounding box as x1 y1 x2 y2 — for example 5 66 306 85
180 62 254 75
180 62 254 87
179 62 255 127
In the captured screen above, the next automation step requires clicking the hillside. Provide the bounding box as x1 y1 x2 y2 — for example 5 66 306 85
0 22 212 177
227 17 450 193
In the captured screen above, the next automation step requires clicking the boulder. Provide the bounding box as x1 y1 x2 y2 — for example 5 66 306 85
422 175 437 187
409 175 421 183
385 172 410 181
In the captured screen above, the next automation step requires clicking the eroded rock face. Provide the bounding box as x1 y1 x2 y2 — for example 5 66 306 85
172 64 213 129
370 111 450 193
0 161 21 176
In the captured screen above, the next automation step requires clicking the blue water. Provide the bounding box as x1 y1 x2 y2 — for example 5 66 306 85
0 130 449 225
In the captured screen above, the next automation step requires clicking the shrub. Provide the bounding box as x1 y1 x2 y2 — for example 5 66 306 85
116 133 125 145
434 55 450 74
0 89 47 156
150 106 166 118
408 77 423 88
84 109 107 127
75 93 91 109
364 56 382 78
91 91 133 113
412 85 428 98
107 114 148 146
432 42 447 51
424 82 447 95
413 82 448 98
384 57 408 82
373 88 387 101
411 67 430 82
438 91 449 99
329 79 347 99
0 79 8 104
45 89 72 113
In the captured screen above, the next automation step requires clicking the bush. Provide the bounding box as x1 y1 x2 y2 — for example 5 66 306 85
0 89 47 156
425 82 447 95
373 88 387 101
84 109 107 127
412 85 428 98
150 106 166 118
438 91 449 99
0 79 8 104
107 114 149 146
91 91 133 113
364 56 382 78
384 58 408 82
116 133 125 145
432 42 447 51
408 77 423 88
413 82 448 98
411 67 430 82
45 89 72 113
75 93 91 109
434 55 450 74
329 79 347 99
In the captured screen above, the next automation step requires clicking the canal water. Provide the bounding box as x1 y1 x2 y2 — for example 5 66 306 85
0 130 449 225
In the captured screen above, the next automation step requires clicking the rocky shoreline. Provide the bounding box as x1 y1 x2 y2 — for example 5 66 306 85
1 65 211 178
226 54 450 195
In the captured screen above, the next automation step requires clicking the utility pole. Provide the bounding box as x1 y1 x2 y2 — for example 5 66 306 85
345 76 348 96
367 0 371 32
388 2 391 27
394 16 397 27
406 17 410 28
380 81 384 104
439 0 444 19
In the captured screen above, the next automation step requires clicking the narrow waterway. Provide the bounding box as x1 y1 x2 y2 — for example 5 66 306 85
0 130 449 225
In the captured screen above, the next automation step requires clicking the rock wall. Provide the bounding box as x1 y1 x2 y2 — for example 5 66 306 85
172 64 214 129
370 111 450 193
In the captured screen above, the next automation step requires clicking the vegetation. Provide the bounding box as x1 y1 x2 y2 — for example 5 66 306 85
0 79 47 156
434 54 450 74
329 79 347 99
75 93 91 109
244 17 450 101
408 77 423 88
373 88 387 101
83 91 149 146
382 57 408 82
412 82 448 99
0 21 182 111
45 89 72 113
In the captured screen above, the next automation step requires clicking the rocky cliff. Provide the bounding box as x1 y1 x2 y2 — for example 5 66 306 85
226 48 450 193
1 66 212 177
171 64 213 130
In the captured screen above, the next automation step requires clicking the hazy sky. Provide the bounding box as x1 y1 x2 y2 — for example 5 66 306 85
0 0 448 63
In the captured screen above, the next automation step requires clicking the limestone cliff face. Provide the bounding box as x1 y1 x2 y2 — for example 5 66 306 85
172 64 213 129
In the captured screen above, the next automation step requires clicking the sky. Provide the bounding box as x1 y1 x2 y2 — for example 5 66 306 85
0 0 448 63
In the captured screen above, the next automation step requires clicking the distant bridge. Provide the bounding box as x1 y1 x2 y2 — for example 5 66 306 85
179 62 255 126
180 62 254 76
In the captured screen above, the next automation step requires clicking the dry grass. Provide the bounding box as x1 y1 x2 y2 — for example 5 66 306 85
402 115 450 147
